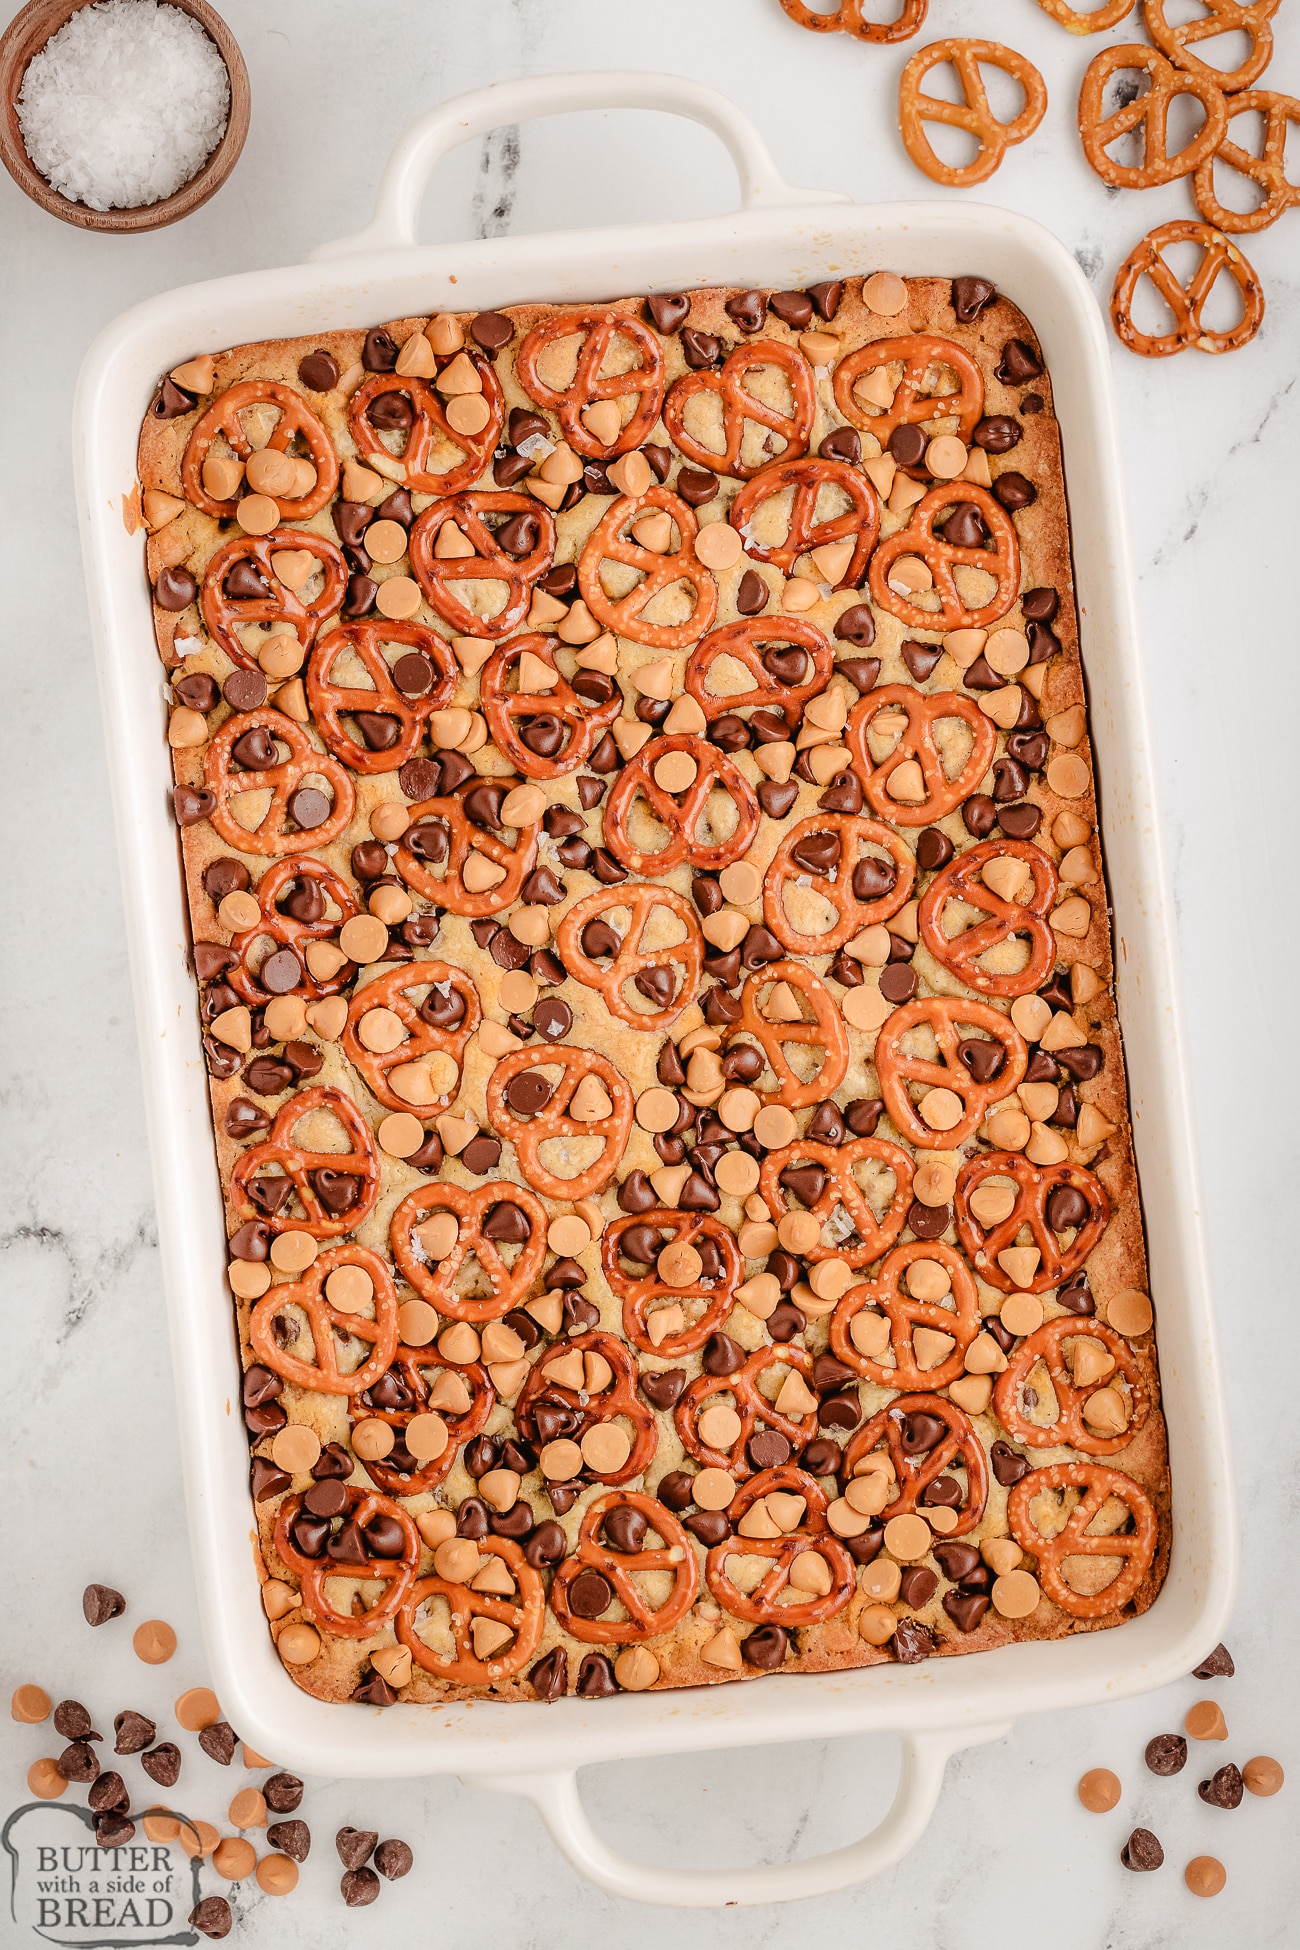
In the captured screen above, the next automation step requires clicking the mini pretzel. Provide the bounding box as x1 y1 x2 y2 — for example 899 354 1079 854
1193 90 1300 234
556 885 704 1032
1110 220 1264 357
918 838 1059 997
515 1333 658 1484
307 619 458 773
393 789 540 917
601 734 760 876
346 364 504 497
874 996 1028 1149
663 340 817 480
1078 44 1228 190
205 709 354 857
248 1243 399 1396
408 492 556 639
479 634 621 779
764 813 915 955
733 960 849 1108
1035 0 1135 31
780 0 928 42
994 1318 1151 1455
685 617 834 723
899 40 1048 189
182 381 338 520
397 1539 545 1683
832 334 984 445
274 1486 419 1637
200 532 348 672
577 486 717 649
846 684 998 827
955 1152 1110 1293
390 1180 549 1324
843 1391 989 1538
514 310 665 456
603 1209 743 1358
758 1135 916 1268
224 856 359 1006
549 1492 697 1643
728 458 879 585
230 1086 380 1238
486 1047 634 1201
353 1347 494 1496
1006 1462 1157 1618
1146 0 1279 95
869 482 1021 632
830 1242 981 1390
707 1467 855 1627
675 1344 819 1477
341 962 481 1112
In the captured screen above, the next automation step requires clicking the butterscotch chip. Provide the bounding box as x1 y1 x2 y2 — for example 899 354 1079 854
1046 753 1090 798
700 1625 743 1671
992 1569 1041 1619
777 1211 821 1254
581 1425 631 1474
177 1818 221 1859
912 1160 956 1207
753 1105 797 1149
377 1111 425 1159
926 435 968 478
405 1413 449 1462
883 1514 931 1561
548 1215 591 1256
351 1418 395 1461
658 1241 703 1288
987 1107 1031 1151
918 1087 963 1132
1184 1857 1226 1899
693 1467 736 1511
339 915 388 964
860 1558 902 1603
636 1087 680 1133
271 1425 322 1475
11 1683 51 1723
718 860 762 905
1000 1293 1044 1337
862 271 907 314
1185 1700 1228 1741
175 1687 222 1732
850 1311 891 1358
28 1758 66 1799
695 521 743 571
1243 1756 1284 1796
615 1646 660 1691
214 1836 258 1879
858 1603 898 1646
261 1581 296 1620
257 1853 299 1896
277 1624 321 1666
697 1404 743 1450
133 1619 177 1665
809 1257 854 1301
981 1538 1023 1576
540 1438 583 1480
270 1229 317 1274
143 1814 181 1842
714 1150 760 1196
238 493 279 534
228 1260 270 1299
1107 1288 1154 1337
1078 1768 1121 1813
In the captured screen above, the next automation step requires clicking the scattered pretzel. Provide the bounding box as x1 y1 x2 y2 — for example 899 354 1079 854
830 1243 982 1391
869 482 1021 632
479 634 621 779
733 960 850 1108
397 1539 545 1683
515 1333 659 1483
1078 44 1228 190
182 381 338 521
1007 1462 1158 1618
728 458 879 585
204 709 354 857
346 364 504 497
408 492 556 639
577 486 718 649
846 684 998 826
486 1047 634 1200
685 617 834 724
764 812 915 955
675 1343 819 1477
230 1086 380 1238
874 996 1028 1149
602 734 760 877
248 1244 399 1396
1110 220 1264 357
995 1318 1151 1456
955 1152 1111 1293
1193 89 1300 233
274 1487 420 1638
603 1210 743 1358
223 856 359 1006
200 531 348 672
393 789 540 917
307 619 458 772
843 1391 989 1537
556 885 704 1032
899 40 1048 188
832 334 984 445
349 1346 494 1496
663 340 817 479
514 310 665 456
390 1180 549 1325
918 838 1059 997
549 1492 697 1643
1146 0 1279 95
758 1135 916 1268
707 1467 855 1626
341 962 481 1112
780 0 928 41
1035 0 1135 31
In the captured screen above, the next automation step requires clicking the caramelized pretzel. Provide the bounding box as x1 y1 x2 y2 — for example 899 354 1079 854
397 1540 545 1683
351 1347 493 1496
515 1333 658 1484
307 619 458 772
675 1344 818 1477
601 734 760 876
549 1492 697 1643
346 364 504 497
899 40 1048 189
1035 0 1135 30
1110 220 1265 358
393 790 540 918
843 1392 989 1538
182 381 338 521
479 634 621 779
224 856 358 1006
832 334 984 445
918 838 1058 996
1193 89 1300 234
955 1152 1110 1293
247 1244 399 1396
205 709 354 857
1006 1462 1157 1618
341 962 481 1112
869 483 1021 632
1146 0 1279 94
274 1486 419 1638
764 813 915 955
577 486 717 648
514 310 665 456
389 1180 548 1325
663 340 817 479
200 532 347 671
846 685 998 826
556 886 703 1032
758 1135 915 1268
485 1047 634 1201
733 960 849 1108
875 996 1028 1148
602 1209 742 1358
994 1318 1151 1455
707 1467 855 1626
408 492 556 639
728 458 879 585
780 0 928 42
230 1086 380 1238
1078 44 1228 190
830 1243 982 1390
685 617 834 723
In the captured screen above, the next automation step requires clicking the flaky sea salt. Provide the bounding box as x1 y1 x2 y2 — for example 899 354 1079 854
17 0 230 211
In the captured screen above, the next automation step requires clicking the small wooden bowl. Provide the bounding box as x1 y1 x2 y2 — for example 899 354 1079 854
0 0 250 232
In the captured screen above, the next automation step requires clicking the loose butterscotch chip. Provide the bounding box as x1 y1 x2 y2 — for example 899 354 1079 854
143 1814 181 1842
1243 1756 1284 1797
28 1758 66 1799
11 1683 51 1723
133 1619 177 1665
175 1687 222 1732
992 1569 1041 1619
214 1836 258 1879
177 1818 221 1858
693 1467 737 1511
1185 1857 1226 1899
1185 1700 1227 1741
883 1514 931 1561
271 1425 322 1475
256 1853 299 1896
1107 1288 1153 1337
1077 1767 1121 1813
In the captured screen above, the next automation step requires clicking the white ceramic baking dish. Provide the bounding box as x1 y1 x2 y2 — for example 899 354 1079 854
73 71 1235 1909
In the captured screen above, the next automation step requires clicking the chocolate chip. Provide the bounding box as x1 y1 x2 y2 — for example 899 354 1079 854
1193 1643 1234 1679
1199 1762 1245 1809
878 961 918 1003
265 1818 309 1861
756 780 798 819
82 1583 126 1626
523 1647 566 1702
174 671 218 713
975 415 1022 453
461 1134 502 1175
53 1700 96 1740
88 1769 129 1812
644 292 690 333
742 1624 789 1668
951 276 997 322
731 567 767 616
852 854 897 901
567 1569 614 1619
155 565 198 610
190 1897 233 1939
576 1653 619 1698
641 1369 687 1410
336 1826 378 1871
676 467 719 508
891 1618 934 1663
342 572 377 617
199 1720 237 1765
682 1511 728 1546
287 786 331 830
900 639 942 683
944 1590 992 1633
363 327 399 371
819 424 862 466
990 1440 1029 1487
889 424 927 468
993 471 1036 510
899 1566 939 1609
352 1673 397 1707
1145 1733 1188 1776
298 350 339 392
682 328 722 369
963 793 997 839
152 375 196 419
602 1506 649 1555
748 1426 794 1470
470 310 513 353
141 1743 181 1787
263 1770 304 1813
1120 1828 1164 1872
372 1837 413 1879
997 337 1043 383
342 1867 381 1907
725 290 766 333
844 1097 883 1138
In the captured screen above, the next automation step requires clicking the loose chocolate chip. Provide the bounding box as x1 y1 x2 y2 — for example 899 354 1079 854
82 1583 126 1627
997 337 1044 384
199 1720 237 1765
891 1618 934 1664
88 1769 129 1813
57 1741 100 1783
336 1826 378 1871
111 1710 155 1755
641 1370 687 1411
990 1440 1029 1487
374 1838 414 1880
952 276 998 322
975 415 1022 454
1120 1828 1164 1872
1199 1763 1244 1809
889 424 927 468
1145 1733 1188 1776
901 639 942 682
993 471 1036 510
268 1818 311 1861
1193 1643 1235 1679
735 568 768 615
259 1771 303 1814
342 1867 381 1907
53 1700 97 1740
576 1653 619 1698
190 1897 233 1939
155 566 198 610
141 1743 181 1787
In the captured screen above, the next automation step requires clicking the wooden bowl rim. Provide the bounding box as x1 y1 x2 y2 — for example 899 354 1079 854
0 0 250 233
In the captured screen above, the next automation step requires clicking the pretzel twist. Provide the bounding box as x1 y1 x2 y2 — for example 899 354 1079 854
734 961 850 1109
485 1047 634 1200
763 812 915 955
685 617 834 723
341 962 481 1113
869 482 1021 632
846 684 998 826
602 1209 743 1358
832 334 984 445
393 791 540 917
1146 0 1279 94
1078 44 1228 190
397 1540 545 1682
780 0 928 40
230 1085 380 1237
1193 89 1300 233
556 885 704 1033
515 1333 658 1483
577 486 718 648
601 734 760 876
306 619 458 772
1006 1462 1158 1618
346 363 504 496
224 856 359 1006
200 531 347 671
758 1135 915 1268
955 1152 1110 1293
829 1243 982 1391
548 1492 698 1643
675 1344 819 1477
899 40 1048 188
994 1317 1151 1455
663 340 817 479
707 1467 856 1626
514 311 665 456
182 381 338 521
918 838 1059 996
389 1180 549 1324
479 634 621 779
1110 221 1265 358
351 1347 494 1495
1034 0 1135 32
204 709 355 857
842 1391 989 1538
874 996 1028 1149
728 458 879 584
274 1487 420 1637
248 1244 399 1396
408 492 556 639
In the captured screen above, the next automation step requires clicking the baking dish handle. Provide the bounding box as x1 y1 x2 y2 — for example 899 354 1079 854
309 70 847 262
461 1719 1011 1907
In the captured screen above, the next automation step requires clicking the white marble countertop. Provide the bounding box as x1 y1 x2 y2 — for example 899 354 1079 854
3 0 1297 1941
